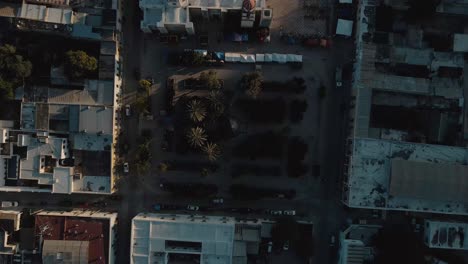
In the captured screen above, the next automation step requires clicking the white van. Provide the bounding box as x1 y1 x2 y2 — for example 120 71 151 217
1 201 19 207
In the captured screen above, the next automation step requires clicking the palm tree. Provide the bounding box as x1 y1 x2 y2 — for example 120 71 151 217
186 127 207 148
187 99 207 122
203 142 221 161
208 90 224 117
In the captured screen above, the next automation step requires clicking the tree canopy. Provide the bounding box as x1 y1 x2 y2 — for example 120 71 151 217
241 72 263 99
0 44 32 100
199 70 221 90
64 50 97 80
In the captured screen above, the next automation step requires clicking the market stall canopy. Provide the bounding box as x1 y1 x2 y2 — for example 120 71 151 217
256 54 265 62
336 19 353 37
225 52 241 62
240 54 256 63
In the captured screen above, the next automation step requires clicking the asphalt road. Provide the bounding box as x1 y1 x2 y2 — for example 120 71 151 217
0 2 356 264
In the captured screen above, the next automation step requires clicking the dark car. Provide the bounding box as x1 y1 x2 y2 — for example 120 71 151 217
58 200 73 207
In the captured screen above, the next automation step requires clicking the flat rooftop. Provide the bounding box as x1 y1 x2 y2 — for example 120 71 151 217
132 214 236 264
35 214 109 264
346 138 468 215
425 220 468 250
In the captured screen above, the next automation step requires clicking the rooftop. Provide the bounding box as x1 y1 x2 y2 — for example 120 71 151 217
35 214 109 264
424 220 468 250
131 213 236 264
345 138 468 215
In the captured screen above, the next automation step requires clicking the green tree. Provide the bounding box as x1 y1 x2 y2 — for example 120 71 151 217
0 77 14 100
139 79 152 93
203 142 221 161
199 70 221 90
0 44 32 81
133 94 150 114
208 90 225 117
241 72 263 99
186 127 207 148
64 50 97 79
187 99 207 123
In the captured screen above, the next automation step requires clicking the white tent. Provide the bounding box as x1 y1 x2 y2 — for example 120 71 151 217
287 54 303 62
225 52 241 62
256 54 265 63
336 19 353 37
272 53 287 63
264 53 273 62
240 54 256 63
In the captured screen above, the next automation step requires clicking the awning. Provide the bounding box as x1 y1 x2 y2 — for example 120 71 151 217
225 52 241 62
240 54 255 63
264 54 273 62
256 54 265 62
272 53 287 63
336 19 353 37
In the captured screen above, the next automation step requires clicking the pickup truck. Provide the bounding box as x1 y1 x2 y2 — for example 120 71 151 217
1 201 18 207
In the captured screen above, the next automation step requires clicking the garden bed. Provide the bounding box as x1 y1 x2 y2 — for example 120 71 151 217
262 77 306 94
232 132 286 159
233 98 286 124
231 163 282 178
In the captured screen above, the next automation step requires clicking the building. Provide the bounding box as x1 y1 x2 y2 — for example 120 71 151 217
139 0 272 34
424 220 468 250
0 0 123 194
338 225 380 264
0 210 22 256
34 210 117 264
343 0 468 215
131 213 264 264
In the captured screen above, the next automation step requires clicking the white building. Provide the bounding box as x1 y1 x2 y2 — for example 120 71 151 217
338 225 379 264
343 0 468 216
131 214 235 264
139 0 272 34
131 213 265 264
424 220 468 250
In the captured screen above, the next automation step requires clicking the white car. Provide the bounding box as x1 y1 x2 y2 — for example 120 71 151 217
283 240 290 251
123 162 129 173
1 201 18 207
283 210 296 216
335 67 343 87
212 198 224 204
269 210 283 216
125 104 131 116
187 205 199 211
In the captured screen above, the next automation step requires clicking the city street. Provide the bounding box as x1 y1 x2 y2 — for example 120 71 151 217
0 1 357 264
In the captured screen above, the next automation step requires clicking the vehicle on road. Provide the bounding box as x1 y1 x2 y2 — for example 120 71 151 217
336 67 343 87
123 162 129 173
154 204 162 211
283 210 296 216
268 210 283 216
1 201 18 207
125 105 131 116
267 241 273 253
212 197 224 204
283 240 290 251
187 205 199 211
330 235 336 247
58 200 73 207
92 201 108 208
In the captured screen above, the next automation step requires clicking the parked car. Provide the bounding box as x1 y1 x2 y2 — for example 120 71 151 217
269 210 283 216
212 198 224 204
283 240 290 251
283 210 296 216
267 241 273 253
187 205 199 211
125 105 131 117
1 201 18 207
123 162 129 173
330 235 336 247
335 67 343 87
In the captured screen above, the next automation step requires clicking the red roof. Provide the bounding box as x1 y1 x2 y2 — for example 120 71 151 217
243 0 256 12
35 215 108 264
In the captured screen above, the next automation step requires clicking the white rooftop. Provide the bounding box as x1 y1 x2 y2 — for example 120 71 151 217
131 213 236 264
19 3 73 24
336 19 353 37
425 220 468 250
346 138 468 215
